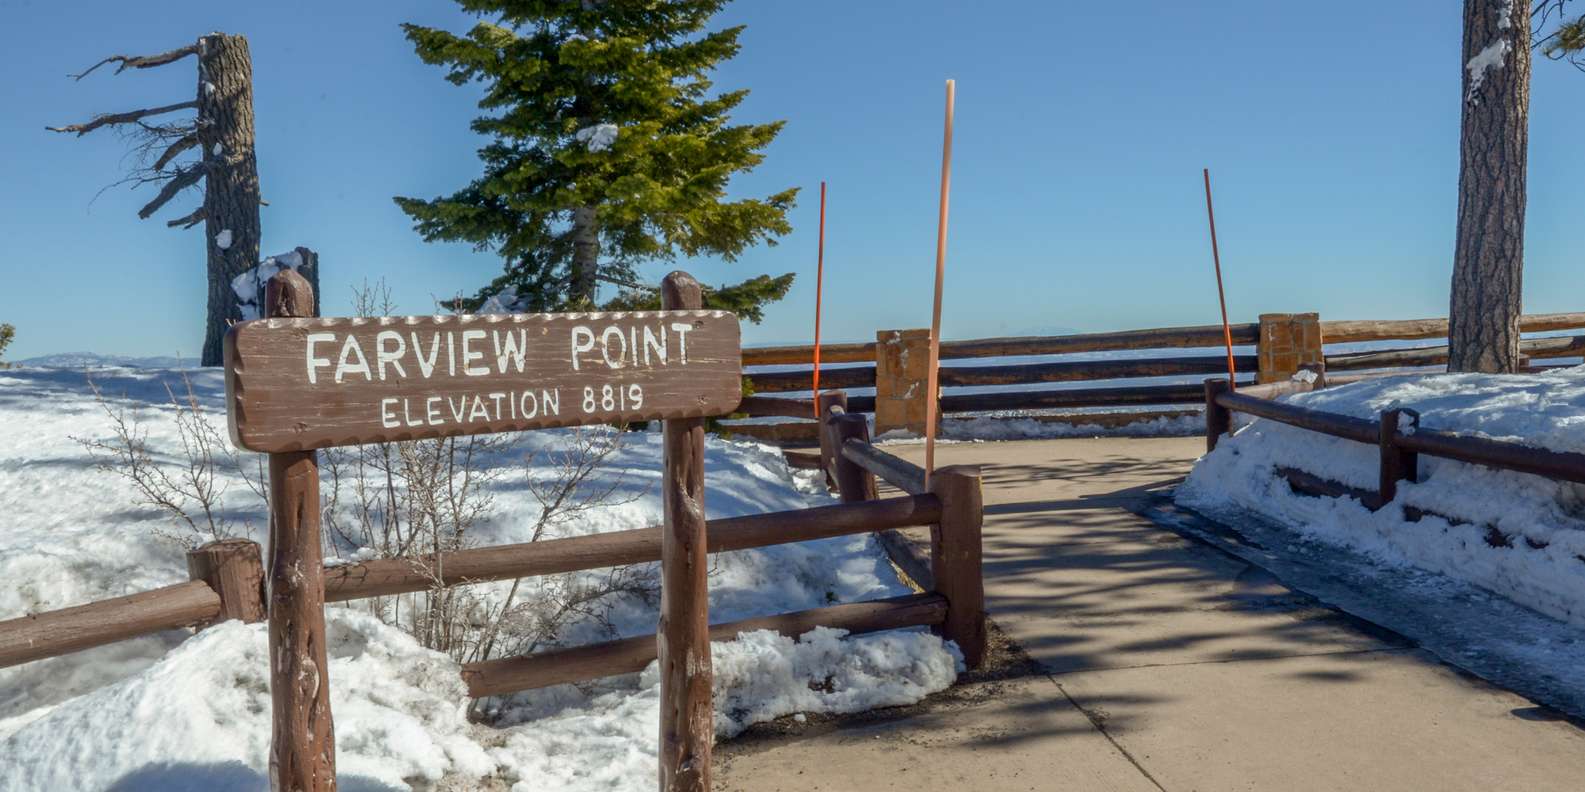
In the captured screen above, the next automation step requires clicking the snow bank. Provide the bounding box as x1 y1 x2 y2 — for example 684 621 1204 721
0 366 958 791
866 411 1203 444
942 412 1203 441
1178 368 1585 627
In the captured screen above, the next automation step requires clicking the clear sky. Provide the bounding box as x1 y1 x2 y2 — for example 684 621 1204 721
1 0 1582 360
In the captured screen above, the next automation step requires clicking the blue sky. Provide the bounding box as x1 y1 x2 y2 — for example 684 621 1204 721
1 0 1582 360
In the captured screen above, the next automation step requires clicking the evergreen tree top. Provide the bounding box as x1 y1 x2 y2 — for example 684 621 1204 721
396 0 797 319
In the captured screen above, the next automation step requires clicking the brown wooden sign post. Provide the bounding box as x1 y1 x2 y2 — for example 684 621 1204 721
658 273 713 792
226 269 741 792
258 269 336 790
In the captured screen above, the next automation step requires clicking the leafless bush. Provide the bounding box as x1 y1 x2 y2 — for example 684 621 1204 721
75 373 266 548
323 280 655 675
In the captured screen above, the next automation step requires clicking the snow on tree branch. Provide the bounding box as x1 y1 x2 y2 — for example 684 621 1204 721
574 123 618 152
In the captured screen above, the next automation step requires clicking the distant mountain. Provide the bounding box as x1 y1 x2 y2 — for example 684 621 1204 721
14 352 198 369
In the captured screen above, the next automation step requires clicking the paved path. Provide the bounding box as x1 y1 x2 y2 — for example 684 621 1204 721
717 437 1585 791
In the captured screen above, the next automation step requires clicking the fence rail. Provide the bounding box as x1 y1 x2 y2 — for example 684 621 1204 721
1203 372 1585 513
0 580 221 668
734 312 1585 446
463 592 947 697
0 404 985 792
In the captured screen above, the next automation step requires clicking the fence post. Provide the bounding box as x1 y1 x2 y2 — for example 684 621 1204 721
260 267 337 791
874 328 933 436
816 390 849 488
186 538 265 626
1257 312 1323 383
1377 408 1420 507
828 413 879 503
658 271 712 792
1204 378 1232 452
928 465 985 669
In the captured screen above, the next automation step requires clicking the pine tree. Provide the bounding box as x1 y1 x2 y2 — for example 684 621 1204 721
396 0 797 318
1538 1 1585 67
1447 0 1531 372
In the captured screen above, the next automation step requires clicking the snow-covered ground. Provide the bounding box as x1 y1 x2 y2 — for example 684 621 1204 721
940 412 1203 441
1177 368 1585 629
0 365 959 791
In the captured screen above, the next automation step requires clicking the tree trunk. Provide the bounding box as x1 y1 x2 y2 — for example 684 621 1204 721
1448 0 1530 373
570 206 599 307
197 34 262 367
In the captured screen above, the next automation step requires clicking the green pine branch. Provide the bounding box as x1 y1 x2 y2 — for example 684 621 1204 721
396 0 798 321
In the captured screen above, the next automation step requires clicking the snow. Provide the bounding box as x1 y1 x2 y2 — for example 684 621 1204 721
0 366 956 791
1465 39 1512 103
476 285 527 315
215 229 233 251
1177 368 1585 628
230 250 306 321
575 123 619 153
941 412 1203 441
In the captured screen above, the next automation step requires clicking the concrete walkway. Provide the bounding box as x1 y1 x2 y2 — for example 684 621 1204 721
717 437 1585 791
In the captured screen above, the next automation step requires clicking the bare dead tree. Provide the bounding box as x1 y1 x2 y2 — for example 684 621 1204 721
1448 0 1532 373
49 34 263 367
1446 3 1585 372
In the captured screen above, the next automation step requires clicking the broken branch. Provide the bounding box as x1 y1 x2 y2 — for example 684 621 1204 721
48 100 199 137
69 45 198 81
138 165 206 219
153 133 199 171
166 206 207 229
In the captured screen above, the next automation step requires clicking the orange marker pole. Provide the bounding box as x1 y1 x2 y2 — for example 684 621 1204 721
1203 168 1237 390
812 181 827 417
924 80 955 488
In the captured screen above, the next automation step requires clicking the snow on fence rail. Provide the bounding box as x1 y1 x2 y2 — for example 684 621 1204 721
732 312 1585 445
0 270 986 792
1202 372 1585 523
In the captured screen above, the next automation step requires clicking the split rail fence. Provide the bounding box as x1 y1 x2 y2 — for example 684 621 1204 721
733 312 1585 448
0 269 984 792
1203 372 1585 548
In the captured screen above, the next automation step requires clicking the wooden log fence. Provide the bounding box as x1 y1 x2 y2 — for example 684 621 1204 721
1318 312 1585 343
464 593 946 697
322 496 941 602
1325 334 1585 372
938 354 1257 387
735 312 1585 445
0 580 223 668
1 389 983 792
1203 374 1585 513
814 393 985 661
746 365 876 393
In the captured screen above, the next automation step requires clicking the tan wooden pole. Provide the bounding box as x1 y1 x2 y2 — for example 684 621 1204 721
924 79 956 489
658 271 713 792
261 267 337 791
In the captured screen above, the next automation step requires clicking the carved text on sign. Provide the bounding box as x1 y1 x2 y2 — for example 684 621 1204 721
225 311 742 452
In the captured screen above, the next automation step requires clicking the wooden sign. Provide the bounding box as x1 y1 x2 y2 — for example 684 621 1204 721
224 310 742 452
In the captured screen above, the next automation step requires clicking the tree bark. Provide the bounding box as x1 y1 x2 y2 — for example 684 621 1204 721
197 34 262 367
571 205 599 306
1448 0 1530 373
